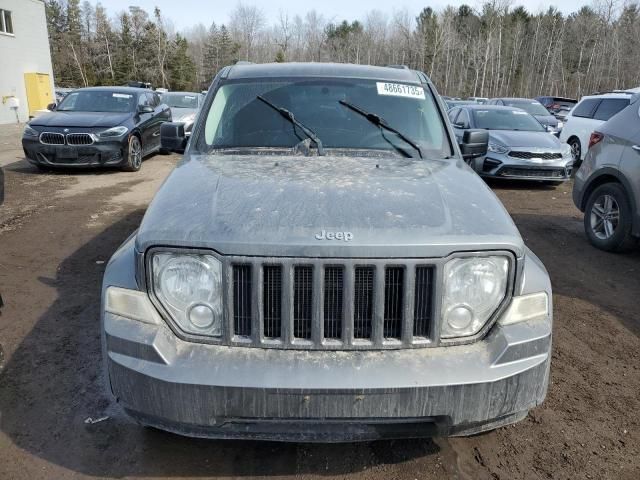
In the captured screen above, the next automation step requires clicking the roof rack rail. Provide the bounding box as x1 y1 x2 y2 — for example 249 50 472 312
385 64 410 70
590 89 633 95
235 61 254 66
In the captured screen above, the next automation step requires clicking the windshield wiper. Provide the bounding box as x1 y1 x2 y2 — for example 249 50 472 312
339 99 423 159
257 95 324 155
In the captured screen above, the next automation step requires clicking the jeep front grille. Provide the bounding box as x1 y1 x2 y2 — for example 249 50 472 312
227 258 436 350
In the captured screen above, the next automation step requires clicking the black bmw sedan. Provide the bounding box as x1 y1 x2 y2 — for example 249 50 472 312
22 87 171 171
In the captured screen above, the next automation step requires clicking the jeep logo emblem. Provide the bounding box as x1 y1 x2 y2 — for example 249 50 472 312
315 230 353 241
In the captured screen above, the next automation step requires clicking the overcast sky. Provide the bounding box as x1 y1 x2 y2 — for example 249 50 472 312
101 0 589 30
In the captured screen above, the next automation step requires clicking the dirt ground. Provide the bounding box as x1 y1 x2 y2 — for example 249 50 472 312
0 123 638 480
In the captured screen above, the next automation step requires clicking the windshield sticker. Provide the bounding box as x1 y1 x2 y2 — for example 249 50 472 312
376 82 425 99
113 93 132 99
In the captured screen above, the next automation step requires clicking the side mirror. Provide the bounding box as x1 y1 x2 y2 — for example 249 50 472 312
138 105 154 114
161 122 186 152
459 129 489 172
47 103 56 111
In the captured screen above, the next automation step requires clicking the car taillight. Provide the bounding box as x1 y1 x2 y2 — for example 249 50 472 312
550 103 559 109
588 132 604 149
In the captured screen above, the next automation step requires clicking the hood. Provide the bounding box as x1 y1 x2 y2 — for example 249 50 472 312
29 111 130 128
533 114 558 127
136 154 523 258
489 130 562 149
170 107 198 123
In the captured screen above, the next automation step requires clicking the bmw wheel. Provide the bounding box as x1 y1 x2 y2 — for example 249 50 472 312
123 135 143 172
584 183 636 252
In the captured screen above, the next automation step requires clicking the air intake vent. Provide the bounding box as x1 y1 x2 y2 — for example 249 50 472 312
232 265 252 336
323 266 343 339
293 266 313 339
263 266 282 338
384 267 404 339
354 266 374 339
414 266 433 337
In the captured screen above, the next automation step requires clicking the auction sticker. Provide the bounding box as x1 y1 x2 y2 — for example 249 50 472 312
376 82 425 99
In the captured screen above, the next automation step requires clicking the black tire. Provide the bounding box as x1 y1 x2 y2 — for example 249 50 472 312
584 183 637 252
122 135 143 172
569 137 582 168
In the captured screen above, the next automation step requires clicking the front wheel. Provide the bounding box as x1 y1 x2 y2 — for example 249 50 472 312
122 135 143 172
584 183 636 252
569 138 581 167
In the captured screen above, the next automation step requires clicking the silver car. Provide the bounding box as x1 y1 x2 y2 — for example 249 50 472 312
449 105 573 182
160 91 204 150
573 94 640 252
102 63 552 442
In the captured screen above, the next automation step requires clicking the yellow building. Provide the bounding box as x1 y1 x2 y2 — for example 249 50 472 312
0 0 55 124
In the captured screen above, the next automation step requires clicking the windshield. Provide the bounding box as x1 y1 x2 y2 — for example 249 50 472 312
197 78 451 158
472 108 546 131
56 90 135 113
162 93 200 109
502 100 549 116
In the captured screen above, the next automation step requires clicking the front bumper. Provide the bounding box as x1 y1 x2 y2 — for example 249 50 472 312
479 152 573 181
105 309 550 441
22 137 127 168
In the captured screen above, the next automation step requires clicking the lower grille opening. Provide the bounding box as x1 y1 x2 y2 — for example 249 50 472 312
263 266 282 338
384 267 404 339
414 266 433 337
323 266 343 339
354 266 374 339
233 265 252 336
293 266 313 339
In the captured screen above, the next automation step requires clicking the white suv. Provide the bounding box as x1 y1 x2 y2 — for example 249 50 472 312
560 92 632 165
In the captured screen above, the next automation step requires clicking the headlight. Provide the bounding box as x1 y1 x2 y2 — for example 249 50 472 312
487 142 509 154
23 125 39 137
561 144 572 157
97 126 128 138
441 256 509 339
151 252 223 337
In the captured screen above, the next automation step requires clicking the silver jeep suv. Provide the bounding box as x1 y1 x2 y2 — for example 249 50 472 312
573 94 640 252
102 62 552 441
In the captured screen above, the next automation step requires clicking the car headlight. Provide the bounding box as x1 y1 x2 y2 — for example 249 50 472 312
441 256 509 339
561 144 572 158
487 142 509 154
97 126 129 138
151 252 223 337
23 125 39 137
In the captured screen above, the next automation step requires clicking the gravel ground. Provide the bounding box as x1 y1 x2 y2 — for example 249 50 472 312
0 125 638 479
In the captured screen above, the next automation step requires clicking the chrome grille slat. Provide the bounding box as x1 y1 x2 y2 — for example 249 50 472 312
224 258 438 350
39 132 65 145
66 133 94 145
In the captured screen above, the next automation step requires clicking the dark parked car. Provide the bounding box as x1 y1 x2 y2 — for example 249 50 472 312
22 87 171 171
160 91 204 150
102 62 552 441
573 94 640 252
487 98 561 134
534 96 577 120
448 104 573 182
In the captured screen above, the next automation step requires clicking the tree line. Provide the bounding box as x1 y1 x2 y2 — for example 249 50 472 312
46 0 640 99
